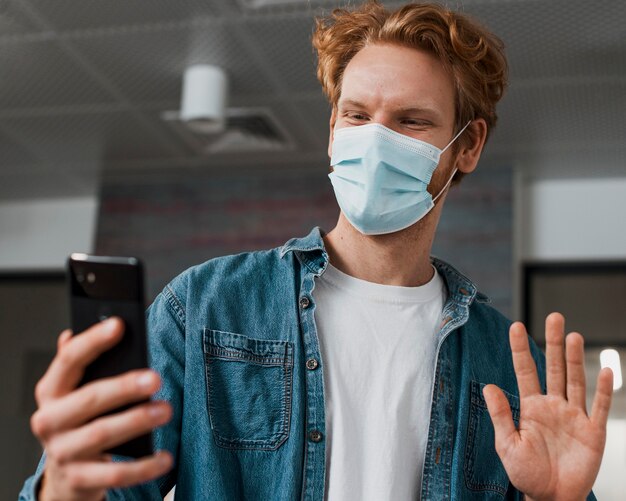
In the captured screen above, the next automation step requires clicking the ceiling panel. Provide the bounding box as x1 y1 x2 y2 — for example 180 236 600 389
294 96 333 150
72 21 276 105
0 40 114 109
464 0 626 82
0 2 40 36
234 0 348 16
102 114 188 162
1 0 625 199
245 15 320 92
493 82 626 150
0 129 39 165
262 100 325 152
0 167 99 200
22 0 222 31
2 112 185 164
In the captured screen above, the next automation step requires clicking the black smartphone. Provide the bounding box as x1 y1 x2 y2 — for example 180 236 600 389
67 253 153 458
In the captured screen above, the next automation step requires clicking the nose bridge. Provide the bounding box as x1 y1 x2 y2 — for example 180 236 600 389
371 109 397 132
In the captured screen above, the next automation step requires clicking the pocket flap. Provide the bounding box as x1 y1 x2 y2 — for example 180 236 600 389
204 329 293 366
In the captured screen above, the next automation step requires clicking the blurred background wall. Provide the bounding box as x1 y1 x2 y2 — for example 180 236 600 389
95 163 513 314
1 0 625 498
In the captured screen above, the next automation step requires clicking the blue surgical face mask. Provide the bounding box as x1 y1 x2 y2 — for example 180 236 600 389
329 121 470 235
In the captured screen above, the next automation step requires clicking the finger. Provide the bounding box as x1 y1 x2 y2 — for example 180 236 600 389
565 332 587 411
509 322 541 398
36 317 124 404
31 370 161 440
483 385 518 459
57 329 73 351
61 450 172 490
590 367 614 427
47 401 172 463
545 312 566 397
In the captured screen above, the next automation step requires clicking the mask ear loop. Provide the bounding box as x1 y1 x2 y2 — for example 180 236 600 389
440 120 472 155
432 120 472 204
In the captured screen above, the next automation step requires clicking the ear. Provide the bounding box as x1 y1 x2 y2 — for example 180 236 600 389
455 118 487 175
327 106 337 158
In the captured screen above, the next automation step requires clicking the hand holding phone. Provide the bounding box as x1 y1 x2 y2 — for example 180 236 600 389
27 255 174 500
30 319 173 501
68 254 152 457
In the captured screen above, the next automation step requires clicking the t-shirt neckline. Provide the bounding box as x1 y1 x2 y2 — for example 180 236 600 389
319 262 444 304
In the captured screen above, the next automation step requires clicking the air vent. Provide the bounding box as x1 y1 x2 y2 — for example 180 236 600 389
161 107 295 155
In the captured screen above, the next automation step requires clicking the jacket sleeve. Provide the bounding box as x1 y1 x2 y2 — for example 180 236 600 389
18 277 187 500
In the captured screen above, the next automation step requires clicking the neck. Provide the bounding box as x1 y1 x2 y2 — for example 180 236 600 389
323 210 442 287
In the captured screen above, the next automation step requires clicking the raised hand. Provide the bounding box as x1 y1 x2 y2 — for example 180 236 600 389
483 312 613 501
30 318 173 501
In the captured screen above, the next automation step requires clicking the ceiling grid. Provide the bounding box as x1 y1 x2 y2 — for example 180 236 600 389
0 0 624 199
16 0 190 159
227 19 326 149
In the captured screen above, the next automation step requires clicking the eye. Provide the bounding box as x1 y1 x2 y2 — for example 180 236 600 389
345 112 369 123
400 118 431 129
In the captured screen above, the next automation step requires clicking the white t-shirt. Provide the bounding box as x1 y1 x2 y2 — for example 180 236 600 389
312 263 446 501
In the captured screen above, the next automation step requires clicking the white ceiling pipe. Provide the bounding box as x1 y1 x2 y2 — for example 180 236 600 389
180 64 228 134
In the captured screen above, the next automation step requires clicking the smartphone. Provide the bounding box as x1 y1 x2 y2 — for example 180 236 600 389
67 253 153 458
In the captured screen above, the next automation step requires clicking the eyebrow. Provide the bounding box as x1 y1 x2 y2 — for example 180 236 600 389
396 106 440 116
337 99 440 117
337 99 368 109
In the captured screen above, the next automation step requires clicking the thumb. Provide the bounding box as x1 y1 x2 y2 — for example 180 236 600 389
483 384 518 459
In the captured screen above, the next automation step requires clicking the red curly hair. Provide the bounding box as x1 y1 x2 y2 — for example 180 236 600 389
312 0 508 174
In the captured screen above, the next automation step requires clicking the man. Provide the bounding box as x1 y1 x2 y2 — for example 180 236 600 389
21 2 613 500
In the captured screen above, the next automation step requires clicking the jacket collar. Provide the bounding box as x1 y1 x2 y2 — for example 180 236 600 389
431 256 491 306
280 227 490 306
280 226 326 257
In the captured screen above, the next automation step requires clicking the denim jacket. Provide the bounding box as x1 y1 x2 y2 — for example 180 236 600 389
20 227 596 500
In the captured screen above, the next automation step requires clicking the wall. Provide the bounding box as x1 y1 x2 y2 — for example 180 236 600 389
519 175 626 261
0 277 68 499
0 197 98 270
0 196 97 498
95 165 340 300
435 164 513 316
96 163 514 314
516 169 626 500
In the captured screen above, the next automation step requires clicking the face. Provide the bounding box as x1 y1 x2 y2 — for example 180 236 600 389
328 43 483 190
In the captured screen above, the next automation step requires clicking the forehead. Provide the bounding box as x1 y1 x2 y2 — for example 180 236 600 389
338 43 456 119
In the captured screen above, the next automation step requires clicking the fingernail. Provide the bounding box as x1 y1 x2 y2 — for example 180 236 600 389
149 404 167 418
103 317 119 332
158 451 171 466
137 372 156 389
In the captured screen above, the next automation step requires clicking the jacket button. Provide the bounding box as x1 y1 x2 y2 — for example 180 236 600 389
308 430 323 443
299 296 311 309
306 358 319 370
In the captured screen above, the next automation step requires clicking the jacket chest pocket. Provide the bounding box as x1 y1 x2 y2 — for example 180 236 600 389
464 380 520 498
203 329 294 451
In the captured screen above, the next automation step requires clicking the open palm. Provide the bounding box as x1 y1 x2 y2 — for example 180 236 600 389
483 313 613 501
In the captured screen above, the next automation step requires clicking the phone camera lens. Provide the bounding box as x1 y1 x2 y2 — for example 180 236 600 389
87 272 96 283
77 274 85 283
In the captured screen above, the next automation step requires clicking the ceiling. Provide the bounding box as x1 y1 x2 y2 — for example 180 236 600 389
0 0 625 200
